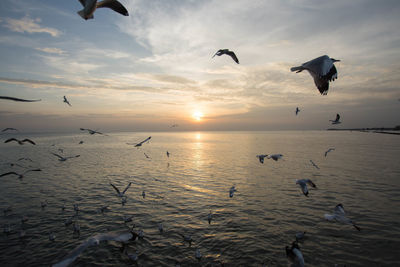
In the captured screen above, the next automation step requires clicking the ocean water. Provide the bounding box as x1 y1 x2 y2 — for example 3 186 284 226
0 131 399 266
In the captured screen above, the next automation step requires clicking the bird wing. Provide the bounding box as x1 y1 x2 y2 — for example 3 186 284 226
310 73 330 95
22 139 36 145
122 182 132 195
24 169 42 175
226 51 239 64
78 0 87 8
0 96 41 102
4 138 18 143
336 114 340 121
2 128 18 132
97 0 129 16
303 55 332 77
324 213 336 221
110 183 121 195
0 172 19 177
297 180 308 196
334 204 345 215
305 179 316 188
52 153 64 159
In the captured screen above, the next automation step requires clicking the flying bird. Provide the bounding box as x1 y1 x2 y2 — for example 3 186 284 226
80 128 106 135
208 211 212 224
4 138 36 145
77 0 129 20
330 114 341 124
127 136 151 147
325 148 335 157
166 151 170 158
296 179 316 196
0 169 41 179
110 182 131 197
324 204 361 231
51 153 80 162
212 49 239 64
63 96 71 106
295 107 300 116
144 153 150 159
256 154 268 164
309 160 320 170
0 96 41 102
229 186 237 198
1 128 18 132
291 55 340 95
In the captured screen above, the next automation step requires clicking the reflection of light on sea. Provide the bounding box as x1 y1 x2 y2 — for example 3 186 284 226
193 132 202 168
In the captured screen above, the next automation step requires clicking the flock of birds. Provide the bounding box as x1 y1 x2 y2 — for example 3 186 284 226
0 1 359 266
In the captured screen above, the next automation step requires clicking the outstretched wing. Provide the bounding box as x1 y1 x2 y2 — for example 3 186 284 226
97 0 129 16
24 169 42 175
22 139 36 145
110 183 121 195
4 138 18 143
52 153 64 159
0 96 41 102
305 179 316 188
0 172 19 177
227 51 239 64
122 182 132 195
334 204 345 215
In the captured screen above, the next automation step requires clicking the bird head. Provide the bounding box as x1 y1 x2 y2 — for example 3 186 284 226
331 58 341 62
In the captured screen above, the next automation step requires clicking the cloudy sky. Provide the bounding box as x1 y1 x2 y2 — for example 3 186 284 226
0 0 399 132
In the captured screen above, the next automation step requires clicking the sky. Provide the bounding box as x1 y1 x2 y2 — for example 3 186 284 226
0 0 399 132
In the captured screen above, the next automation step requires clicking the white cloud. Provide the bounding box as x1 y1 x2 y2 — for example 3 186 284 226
35 47 66 55
3 16 61 37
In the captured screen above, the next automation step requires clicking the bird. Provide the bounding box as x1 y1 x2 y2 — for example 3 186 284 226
291 55 340 95
330 114 341 124
142 191 146 198
166 151 170 158
229 186 237 198
256 154 268 164
295 107 300 115
65 217 74 226
195 248 202 261
127 136 151 147
158 223 164 233
51 153 80 162
212 49 239 64
0 96 41 102
4 138 36 145
73 204 80 213
325 148 335 157
295 231 306 242
41 200 48 208
286 241 305 267
77 0 129 20
324 204 361 231
178 233 193 246
80 128 106 135
137 229 144 239
170 123 178 128
79 141 84 144
17 157 33 162
110 182 132 198
309 160 320 170
144 153 150 159
1 128 18 132
122 215 133 223
63 96 71 106
296 179 316 197
0 169 41 179
267 154 283 161
49 232 56 241
208 211 212 224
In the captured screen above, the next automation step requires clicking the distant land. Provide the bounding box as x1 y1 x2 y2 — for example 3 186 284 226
327 126 400 135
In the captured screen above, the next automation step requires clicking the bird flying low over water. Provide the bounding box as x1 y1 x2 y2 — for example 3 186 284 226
80 128 106 135
0 96 41 102
77 0 129 20
291 55 340 95
286 241 305 267
0 169 42 179
325 148 335 157
309 160 320 170
296 179 316 196
63 96 71 106
1 128 18 132
295 107 300 116
212 49 239 64
110 182 131 197
324 204 361 231
229 186 237 198
330 114 341 124
127 136 151 147
4 138 36 145
51 153 80 162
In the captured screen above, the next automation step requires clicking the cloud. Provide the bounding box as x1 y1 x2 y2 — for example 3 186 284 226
2 16 61 37
35 47 66 55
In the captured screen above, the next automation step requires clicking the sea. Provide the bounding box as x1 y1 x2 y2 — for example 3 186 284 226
0 131 399 266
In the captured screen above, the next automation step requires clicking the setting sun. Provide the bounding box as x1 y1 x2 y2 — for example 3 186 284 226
192 111 204 121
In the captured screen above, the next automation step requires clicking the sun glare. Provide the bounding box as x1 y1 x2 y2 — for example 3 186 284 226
192 111 203 121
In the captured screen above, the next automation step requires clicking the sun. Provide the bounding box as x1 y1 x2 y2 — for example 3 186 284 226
192 111 203 121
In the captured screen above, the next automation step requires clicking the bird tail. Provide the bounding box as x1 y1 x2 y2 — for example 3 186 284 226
290 66 304 73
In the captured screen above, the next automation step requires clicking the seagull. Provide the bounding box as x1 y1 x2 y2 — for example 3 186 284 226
158 223 163 233
1 128 18 132
41 200 48 208
325 148 335 157
127 136 151 147
229 186 237 198
73 204 80 213
52 229 138 267
63 96 71 106
324 204 361 231
295 231 306 242
144 153 150 159
212 49 239 64
65 217 74 226
122 215 133 223
0 169 41 179
4 138 36 145
0 96 41 102
295 107 300 116
267 154 283 161
208 211 212 224
296 179 316 197
170 123 178 128
80 128 106 135
309 160 320 170
166 151 170 158
195 248 202 261
142 190 145 198
286 241 305 267
73 222 81 235
51 153 80 162
18 157 33 162
110 182 131 198
256 154 268 164
79 141 84 144
77 0 129 20
330 114 341 124
291 55 340 95
178 233 193 246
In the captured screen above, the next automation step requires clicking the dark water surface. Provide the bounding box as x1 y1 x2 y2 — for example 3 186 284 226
0 131 399 266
